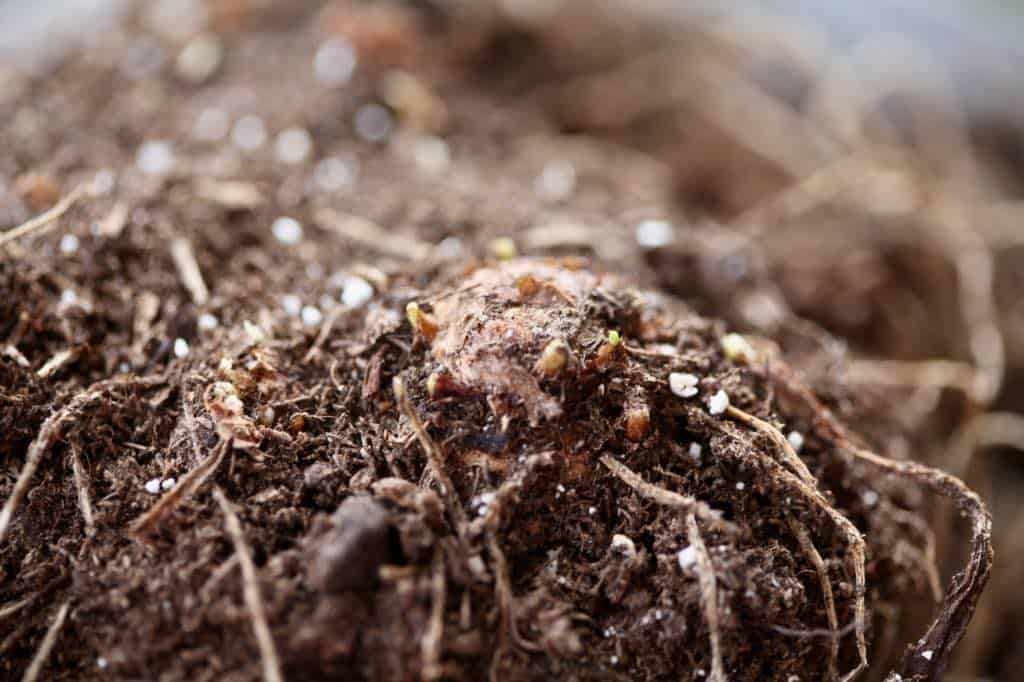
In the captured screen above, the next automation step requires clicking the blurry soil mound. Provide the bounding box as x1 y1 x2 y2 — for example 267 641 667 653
0 1 1002 681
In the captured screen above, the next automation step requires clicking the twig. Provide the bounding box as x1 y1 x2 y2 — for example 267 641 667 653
36 348 78 379
316 208 433 260
213 488 283 682
0 186 85 249
130 439 228 536
421 547 446 681
0 596 33 620
21 601 70 682
393 376 466 529
599 455 735 533
686 514 726 682
70 447 95 533
169 236 210 305
788 517 839 679
726 406 815 486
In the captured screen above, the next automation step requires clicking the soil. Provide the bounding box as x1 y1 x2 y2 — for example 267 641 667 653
0 2 1007 681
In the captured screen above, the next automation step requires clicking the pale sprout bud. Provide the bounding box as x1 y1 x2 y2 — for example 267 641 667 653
489 237 518 261
535 339 571 376
721 333 756 364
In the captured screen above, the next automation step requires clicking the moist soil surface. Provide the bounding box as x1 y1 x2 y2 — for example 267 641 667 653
0 2 993 681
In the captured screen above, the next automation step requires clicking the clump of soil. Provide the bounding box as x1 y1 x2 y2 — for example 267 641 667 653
0 2 993 681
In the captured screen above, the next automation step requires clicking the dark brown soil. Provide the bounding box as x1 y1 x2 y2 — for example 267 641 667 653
0 2 1006 681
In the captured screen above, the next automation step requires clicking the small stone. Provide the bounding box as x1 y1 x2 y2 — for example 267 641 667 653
669 372 700 398
59 234 80 255
301 305 323 327
787 431 805 453
275 127 313 164
341 275 374 307
173 338 190 358
97 657 108 670
921 650 933 661
354 104 393 142
198 313 219 331
588 506 597 515
60 289 78 307
708 390 730 415
736 481 746 491
232 115 267 151
862 490 879 507
314 156 357 191
193 108 230 141
635 219 673 248
411 135 450 174
610 534 636 558
677 545 697 570
175 34 223 84
271 216 303 245
161 477 176 491
243 320 266 344
688 442 703 465
280 294 302 317
144 478 162 495
136 140 175 175
314 38 357 87
534 159 576 202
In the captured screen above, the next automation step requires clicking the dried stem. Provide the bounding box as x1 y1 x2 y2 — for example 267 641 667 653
169 236 210 305
70 447 95 533
22 601 70 682
686 514 726 682
130 439 228 536
213 488 284 682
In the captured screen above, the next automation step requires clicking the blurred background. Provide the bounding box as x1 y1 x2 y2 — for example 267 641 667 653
3 0 1024 679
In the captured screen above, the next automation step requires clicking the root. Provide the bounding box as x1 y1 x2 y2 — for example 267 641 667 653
421 547 447 681
213 488 284 682
844 358 976 396
725 405 815 485
686 514 726 682
848 447 991 679
0 377 148 546
766 364 993 679
130 439 228 536
393 376 466 530
717 420 867 679
69 447 95 534
942 411 1024 478
788 517 839 679
22 601 70 682
0 185 86 249
599 455 736 533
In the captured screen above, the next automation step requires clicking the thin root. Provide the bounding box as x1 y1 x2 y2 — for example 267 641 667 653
421 547 447 681
788 516 839 679
0 186 86 249
213 488 284 682
393 376 466 529
22 601 70 682
686 514 726 682
599 455 736 533
726 405 816 485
